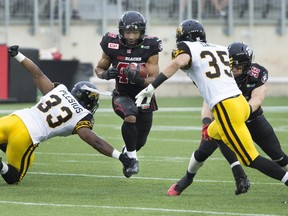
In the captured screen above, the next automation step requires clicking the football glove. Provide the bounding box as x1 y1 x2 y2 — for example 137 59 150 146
102 68 119 80
135 84 155 108
201 123 211 141
8 45 19 57
124 65 145 85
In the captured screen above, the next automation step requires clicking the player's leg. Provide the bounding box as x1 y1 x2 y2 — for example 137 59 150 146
135 112 153 151
212 95 288 186
167 139 218 196
247 115 288 171
112 95 139 177
216 140 250 195
0 115 37 184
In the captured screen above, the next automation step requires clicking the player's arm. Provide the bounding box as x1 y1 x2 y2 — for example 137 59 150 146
8 45 53 95
248 84 267 112
143 54 160 85
152 53 191 88
76 127 116 157
95 52 118 80
76 127 132 167
201 100 213 141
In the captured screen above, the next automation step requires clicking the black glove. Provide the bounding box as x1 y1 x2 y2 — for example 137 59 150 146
102 68 119 80
119 153 132 167
124 65 145 85
8 45 19 57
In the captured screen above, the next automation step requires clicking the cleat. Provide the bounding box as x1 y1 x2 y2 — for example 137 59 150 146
167 183 181 196
167 176 193 196
235 175 250 195
123 158 139 178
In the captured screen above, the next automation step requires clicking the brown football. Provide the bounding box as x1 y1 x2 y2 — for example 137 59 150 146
129 63 148 78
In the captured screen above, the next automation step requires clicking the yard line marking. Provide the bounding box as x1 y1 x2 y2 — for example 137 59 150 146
0 200 281 216
1 106 288 114
27 171 282 185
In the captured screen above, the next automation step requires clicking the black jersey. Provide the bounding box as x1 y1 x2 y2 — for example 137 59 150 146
236 63 268 120
100 32 162 99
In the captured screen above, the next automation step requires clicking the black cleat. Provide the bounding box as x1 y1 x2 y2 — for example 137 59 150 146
235 175 250 195
123 158 139 178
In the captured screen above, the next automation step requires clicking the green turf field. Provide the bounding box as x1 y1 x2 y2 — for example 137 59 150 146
0 97 287 216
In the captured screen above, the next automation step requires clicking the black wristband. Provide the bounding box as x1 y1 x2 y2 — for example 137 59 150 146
151 72 168 88
202 117 212 125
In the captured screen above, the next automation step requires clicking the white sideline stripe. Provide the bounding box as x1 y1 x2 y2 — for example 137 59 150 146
1 106 288 114
0 201 280 216
27 171 282 186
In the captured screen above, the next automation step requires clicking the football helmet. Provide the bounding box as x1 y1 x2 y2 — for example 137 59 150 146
71 81 99 114
176 19 206 43
118 11 146 47
228 42 253 82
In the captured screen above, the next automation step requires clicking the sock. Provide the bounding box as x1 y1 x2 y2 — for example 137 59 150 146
230 161 245 180
281 172 288 185
187 152 204 174
0 162 9 175
250 155 286 181
127 150 137 160
121 121 137 152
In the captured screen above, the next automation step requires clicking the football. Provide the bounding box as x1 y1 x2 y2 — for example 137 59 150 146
129 63 148 78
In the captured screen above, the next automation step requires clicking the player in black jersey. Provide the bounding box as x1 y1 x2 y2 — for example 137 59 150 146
95 11 163 178
167 42 288 196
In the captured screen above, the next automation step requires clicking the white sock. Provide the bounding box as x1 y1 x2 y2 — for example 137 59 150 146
230 161 240 169
127 150 137 160
0 162 9 175
187 152 204 174
282 164 288 172
281 172 288 184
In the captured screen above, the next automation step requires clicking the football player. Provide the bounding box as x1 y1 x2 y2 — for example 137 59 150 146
0 45 132 185
167 42 288 196
135 19 288 193
95 11 163 177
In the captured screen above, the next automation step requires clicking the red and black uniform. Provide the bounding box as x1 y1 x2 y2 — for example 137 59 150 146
238 63 288 167
100 32 162 150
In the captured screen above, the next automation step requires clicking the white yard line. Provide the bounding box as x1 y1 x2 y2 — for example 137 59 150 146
1 106 288 114
0 200 281 216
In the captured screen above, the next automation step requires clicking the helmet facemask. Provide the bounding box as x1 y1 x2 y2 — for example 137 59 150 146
228 42 253 82
118 11 146 48
71 81 99 115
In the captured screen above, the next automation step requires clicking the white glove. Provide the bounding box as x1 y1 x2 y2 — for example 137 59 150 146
135 84 155 108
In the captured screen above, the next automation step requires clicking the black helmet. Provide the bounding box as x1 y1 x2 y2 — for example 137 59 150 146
228 42 253 82
71 81 99 114
118 11 146 47
176 19 206 43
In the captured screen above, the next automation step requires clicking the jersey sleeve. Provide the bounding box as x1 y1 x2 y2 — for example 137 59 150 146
100 32 118 56
250 63 268 88
172 42 191 59
72 114 94 134
145 36 163 56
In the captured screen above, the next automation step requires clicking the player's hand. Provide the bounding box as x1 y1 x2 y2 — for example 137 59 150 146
124 65 144 85
201 123 211 141
135 84 155 108
119 153 132 167
102 68 119 80
8 45 19 57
